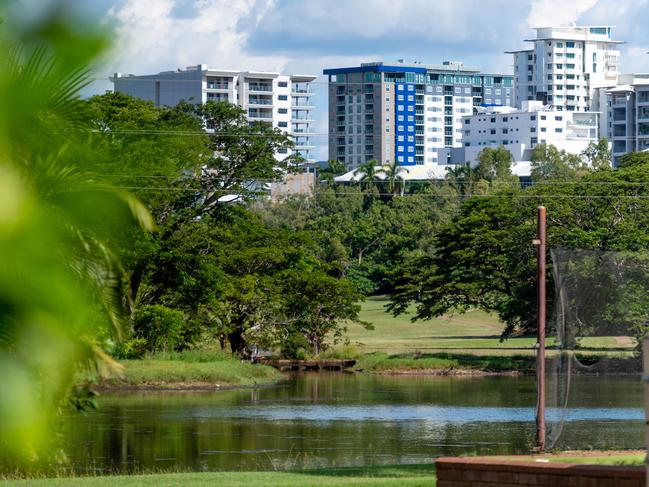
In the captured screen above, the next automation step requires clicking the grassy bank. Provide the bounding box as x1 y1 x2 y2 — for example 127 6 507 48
83 351 282 390
323 297 637 374
355 352 536 374
0 464 437 487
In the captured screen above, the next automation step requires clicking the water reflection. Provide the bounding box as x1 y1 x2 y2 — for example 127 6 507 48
56 373 643 472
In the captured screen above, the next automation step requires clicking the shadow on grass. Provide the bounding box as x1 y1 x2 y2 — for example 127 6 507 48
387 352 536 372
294 463 436 478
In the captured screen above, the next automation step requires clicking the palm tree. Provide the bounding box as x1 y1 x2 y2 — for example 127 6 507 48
0 16 154 461
381 160 407 196
445 163 478 200
354 159 385 191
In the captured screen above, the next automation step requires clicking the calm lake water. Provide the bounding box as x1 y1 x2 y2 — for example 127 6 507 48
60 373 644 472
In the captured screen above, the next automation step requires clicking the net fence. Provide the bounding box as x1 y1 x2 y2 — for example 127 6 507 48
546 248 646 450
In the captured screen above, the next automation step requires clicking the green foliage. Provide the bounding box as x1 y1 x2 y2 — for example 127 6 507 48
113 338 148 360
133 305 187 353
530 143 585 182
0 4 153 464
391 155 649 338
582 139 612 170
280 333 311 360
618 150 649 168
474 146 517 184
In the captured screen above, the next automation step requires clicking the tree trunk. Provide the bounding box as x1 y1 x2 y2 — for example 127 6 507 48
228 327 247 358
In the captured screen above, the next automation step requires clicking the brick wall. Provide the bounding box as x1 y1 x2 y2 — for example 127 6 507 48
436 457 645 487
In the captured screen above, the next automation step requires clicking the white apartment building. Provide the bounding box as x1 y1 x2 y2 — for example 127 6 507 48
508 25 621 122
112 65 317 161
605 74 649 165
438 101 598 165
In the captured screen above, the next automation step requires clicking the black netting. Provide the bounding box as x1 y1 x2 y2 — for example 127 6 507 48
546 248 645 449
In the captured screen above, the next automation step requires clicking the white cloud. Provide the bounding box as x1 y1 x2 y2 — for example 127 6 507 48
105 0 286 74
526 0 598 27
98 0 649 159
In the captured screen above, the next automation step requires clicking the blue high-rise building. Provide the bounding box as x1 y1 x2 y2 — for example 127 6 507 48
324 61 513 169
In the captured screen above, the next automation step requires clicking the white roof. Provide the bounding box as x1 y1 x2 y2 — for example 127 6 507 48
334 162 532 182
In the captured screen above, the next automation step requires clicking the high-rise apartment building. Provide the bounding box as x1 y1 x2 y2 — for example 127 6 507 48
323 61 513 169
112 65 317 161
508 26 621 114
605 74 649 165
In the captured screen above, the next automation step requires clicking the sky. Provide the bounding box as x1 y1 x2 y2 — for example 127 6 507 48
26 0 649 160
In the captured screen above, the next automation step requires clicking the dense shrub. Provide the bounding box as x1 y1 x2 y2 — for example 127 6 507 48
133 305 186 353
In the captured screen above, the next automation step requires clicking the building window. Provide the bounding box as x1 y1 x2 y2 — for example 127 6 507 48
555 116 563 121
278 121 288 127
566 41 575 48
555 128 563 133
547 63 553 69
556 64 563 69
397 94 404 101
566 64 575 69
540 115 547 120
278 81 288 87
278 95 288 101
557 42 564 48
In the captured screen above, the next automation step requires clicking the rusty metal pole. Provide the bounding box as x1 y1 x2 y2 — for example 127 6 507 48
534 206 547 451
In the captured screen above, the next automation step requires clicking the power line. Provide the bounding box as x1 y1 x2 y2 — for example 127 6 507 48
106 185 649 199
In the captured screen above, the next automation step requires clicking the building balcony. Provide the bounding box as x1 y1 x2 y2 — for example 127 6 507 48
248 84 273 92
248 111 273 120
248 98 273 107
292 103 315 109
206 83 229 90
292 117 315 123
291 128 314 136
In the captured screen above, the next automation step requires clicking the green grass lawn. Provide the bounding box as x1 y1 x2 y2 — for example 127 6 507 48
78 351 282 389
345 297 634 357
0 464 437 487
3 453 643 486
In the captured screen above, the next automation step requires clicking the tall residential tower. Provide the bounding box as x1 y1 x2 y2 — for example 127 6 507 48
508 26 621 113
324 61 513 169
606 74 649 165
112 65 317 161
